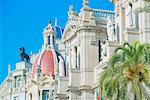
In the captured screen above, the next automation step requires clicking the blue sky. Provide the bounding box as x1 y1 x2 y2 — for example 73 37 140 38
0 0 114 83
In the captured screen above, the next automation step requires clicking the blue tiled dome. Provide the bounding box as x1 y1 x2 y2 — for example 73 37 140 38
53 26 64 39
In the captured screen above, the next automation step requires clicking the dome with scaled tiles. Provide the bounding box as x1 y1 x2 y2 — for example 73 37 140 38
32 22 66 79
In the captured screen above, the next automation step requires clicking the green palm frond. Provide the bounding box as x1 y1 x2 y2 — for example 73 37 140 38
108 53 123 70
99 42 150 99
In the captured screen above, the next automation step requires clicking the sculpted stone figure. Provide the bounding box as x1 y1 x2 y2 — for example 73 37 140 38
19 47 30 62
127 2 133 27
101 42 106 57
68 5 79 20
68 5 74 20
83 0 89 5
107 18 115 42
58 56 65 77
101 39 108 62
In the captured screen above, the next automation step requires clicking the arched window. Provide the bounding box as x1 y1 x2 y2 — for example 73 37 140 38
42 90 49 100
55 43 59 50
15 76 22 87
17 77 22 87
52 35 55 45
78 51 80 69
74 46 77 68
48 36 50 45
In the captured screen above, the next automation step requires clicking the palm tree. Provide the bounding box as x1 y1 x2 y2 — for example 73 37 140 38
99 41 150 100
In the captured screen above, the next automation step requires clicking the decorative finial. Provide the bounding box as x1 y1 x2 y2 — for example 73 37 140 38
68 5 74 20
39 49 41 52
8 64 11 75
69 5 73 11
46 18 53 30
83 0 89 6
34 64 40 80
55 18 58 26
48 18 52 24
30 51 33 55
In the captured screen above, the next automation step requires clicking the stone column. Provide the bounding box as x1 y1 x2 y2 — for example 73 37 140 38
32 85 40 100
40 90 43 100
119 5 125 43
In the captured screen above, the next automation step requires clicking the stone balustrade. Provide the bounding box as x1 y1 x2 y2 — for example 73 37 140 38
92 9 115 18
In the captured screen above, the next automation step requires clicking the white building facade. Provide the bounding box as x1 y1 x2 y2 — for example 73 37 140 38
0 0 150 100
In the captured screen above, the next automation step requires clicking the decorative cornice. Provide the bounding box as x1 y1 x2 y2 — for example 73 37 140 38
54 93 68 99
92 83 99 90
69 68 80 73
124 28 139 34
79 85 94 93
63 26 106 43
66 86 81 93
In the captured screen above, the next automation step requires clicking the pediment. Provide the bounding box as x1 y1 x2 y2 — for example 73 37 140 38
62 20 79 42
39 76 54 85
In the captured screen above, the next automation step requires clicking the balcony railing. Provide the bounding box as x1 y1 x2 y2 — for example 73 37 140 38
92 9 115 18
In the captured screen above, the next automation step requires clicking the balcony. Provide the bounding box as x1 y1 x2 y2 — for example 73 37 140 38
92 9 115 18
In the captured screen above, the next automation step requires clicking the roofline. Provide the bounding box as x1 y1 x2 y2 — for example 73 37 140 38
0 77 9 90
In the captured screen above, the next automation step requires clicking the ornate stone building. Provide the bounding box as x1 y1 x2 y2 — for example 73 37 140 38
0 0 149 100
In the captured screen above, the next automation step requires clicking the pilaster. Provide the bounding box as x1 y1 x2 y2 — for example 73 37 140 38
57 77 68 94
106 41 119 60
79 28 98 100
119 5 125 43
80 85 94 100
67 68 81 100
68 68 80 87
40 90 43 100
139 12 150 43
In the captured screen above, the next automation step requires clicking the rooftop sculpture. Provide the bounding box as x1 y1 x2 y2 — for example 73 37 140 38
19 47 30 62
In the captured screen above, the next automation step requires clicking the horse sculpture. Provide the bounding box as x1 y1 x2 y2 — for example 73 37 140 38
19 47 30 62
